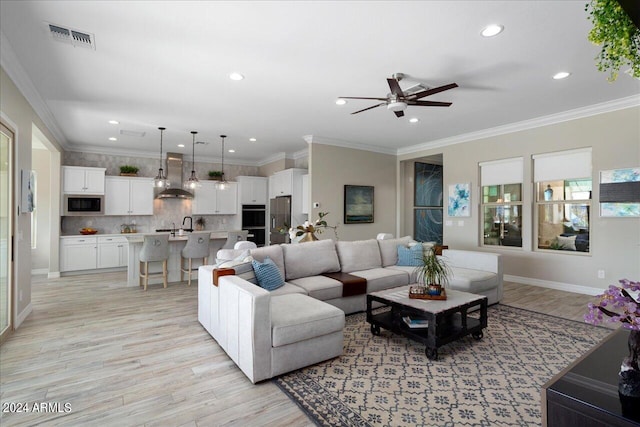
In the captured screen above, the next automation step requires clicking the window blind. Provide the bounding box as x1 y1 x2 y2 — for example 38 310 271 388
533 148 592 182
479 157 523 186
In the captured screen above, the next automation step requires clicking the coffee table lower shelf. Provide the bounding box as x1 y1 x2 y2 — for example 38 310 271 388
366 288 487 360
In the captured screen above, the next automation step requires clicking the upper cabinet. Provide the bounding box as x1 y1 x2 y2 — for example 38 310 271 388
62 166 106 194
192 181 238 215
237 176 268 205
104 176 154 216
268 168 307 199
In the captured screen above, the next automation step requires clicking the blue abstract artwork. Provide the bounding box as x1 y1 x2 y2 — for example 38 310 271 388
415 163 443 207
448 183 471 217
414 208 443 244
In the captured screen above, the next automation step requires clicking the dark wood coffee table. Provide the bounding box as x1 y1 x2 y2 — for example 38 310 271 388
366 285 488 360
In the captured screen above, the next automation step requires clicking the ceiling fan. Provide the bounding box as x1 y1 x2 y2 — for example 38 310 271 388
340 73 458 118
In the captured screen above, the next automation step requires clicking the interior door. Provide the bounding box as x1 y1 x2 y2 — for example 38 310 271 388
0 122 14 343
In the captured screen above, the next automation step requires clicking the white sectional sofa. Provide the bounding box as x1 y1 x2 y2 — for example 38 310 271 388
197 236 502 383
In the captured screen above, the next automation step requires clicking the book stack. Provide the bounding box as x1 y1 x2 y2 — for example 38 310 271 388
402 316 429 329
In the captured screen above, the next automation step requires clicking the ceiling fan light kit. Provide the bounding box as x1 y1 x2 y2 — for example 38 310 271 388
341 74 458 118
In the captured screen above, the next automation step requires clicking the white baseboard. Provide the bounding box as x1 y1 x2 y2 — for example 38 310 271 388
31 268 48 275
48 271 60 279
15 303 33 329
504 275 602 296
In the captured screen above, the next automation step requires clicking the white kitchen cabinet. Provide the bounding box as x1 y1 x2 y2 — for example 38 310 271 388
301 174 310 214
62 166 106 194
60 236 98 271
97 236 128 268
268 168 306 198
192 181 238 215
237 176 268 205
105 176 154 215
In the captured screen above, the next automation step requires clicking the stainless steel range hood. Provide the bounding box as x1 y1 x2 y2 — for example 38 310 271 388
156 152 194 199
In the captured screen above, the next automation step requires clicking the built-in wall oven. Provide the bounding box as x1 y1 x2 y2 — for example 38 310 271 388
63 194 104 216
242 204 266 247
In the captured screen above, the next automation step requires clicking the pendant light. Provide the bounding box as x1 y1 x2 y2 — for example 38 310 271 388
216 134 228 190
154 127 168 188
185 130 200 189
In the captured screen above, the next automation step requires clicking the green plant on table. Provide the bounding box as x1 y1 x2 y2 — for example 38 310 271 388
415 249 451 287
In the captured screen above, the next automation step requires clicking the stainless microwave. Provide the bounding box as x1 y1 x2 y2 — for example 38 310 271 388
63 194 104 216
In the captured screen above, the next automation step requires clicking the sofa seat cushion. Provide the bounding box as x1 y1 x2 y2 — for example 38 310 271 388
335 239 382 273
377 236 413 267
350 268 409 292
271 294 345 347
288 276 342 301
282 239 340 280
447 267 497 293
270 283 308 296
385 265 418 283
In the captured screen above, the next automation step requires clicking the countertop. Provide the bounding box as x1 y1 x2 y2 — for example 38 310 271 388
61 231 230 241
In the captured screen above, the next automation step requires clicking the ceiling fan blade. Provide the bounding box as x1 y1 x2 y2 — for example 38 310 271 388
340 96 389 101
409 100 453 107
409 83 458 100
387 78 404 97
351 103 386 115
394 110 405 118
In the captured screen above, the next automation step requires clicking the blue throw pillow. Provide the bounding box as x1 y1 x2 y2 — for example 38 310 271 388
396 244 423 266
251 257 284 291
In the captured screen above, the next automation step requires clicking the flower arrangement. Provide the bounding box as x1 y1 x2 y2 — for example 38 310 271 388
584 279 640 330
287 212 339 240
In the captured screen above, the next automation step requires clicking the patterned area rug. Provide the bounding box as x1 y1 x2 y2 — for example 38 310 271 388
275 304 611 427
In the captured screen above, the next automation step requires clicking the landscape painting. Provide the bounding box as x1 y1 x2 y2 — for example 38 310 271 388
344 185 374 224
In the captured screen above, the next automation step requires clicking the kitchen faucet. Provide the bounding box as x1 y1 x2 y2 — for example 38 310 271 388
183 216 193 231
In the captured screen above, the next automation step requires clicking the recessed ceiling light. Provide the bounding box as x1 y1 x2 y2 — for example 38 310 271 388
481 24 504 37
249 138 257 142
108 137 117 141
409 118 419 123
335 99 347 105
177 144 185 148
229 72 244 81
228 149 235 153
553 71 571 80
108 120 119 125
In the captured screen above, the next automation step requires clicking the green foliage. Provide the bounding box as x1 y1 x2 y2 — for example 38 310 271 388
415 250 451 286
208 170 223 177
119 165 139 174
586 0 640 81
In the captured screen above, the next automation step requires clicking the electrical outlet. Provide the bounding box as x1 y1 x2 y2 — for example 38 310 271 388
598 269 605 279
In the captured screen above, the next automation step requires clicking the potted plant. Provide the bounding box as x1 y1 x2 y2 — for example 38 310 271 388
208 171 224 180
195 217 206 231
414 249 451 296
119 165 139 176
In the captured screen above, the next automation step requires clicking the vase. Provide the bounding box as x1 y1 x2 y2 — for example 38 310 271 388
544 185 553 201
427 284 443 296
299 232 318 242
619 330 640 398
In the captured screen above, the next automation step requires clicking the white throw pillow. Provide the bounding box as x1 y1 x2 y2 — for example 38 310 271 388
557 235 577 251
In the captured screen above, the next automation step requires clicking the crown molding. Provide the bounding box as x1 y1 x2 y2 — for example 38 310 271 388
0 30 68 147
304 134 397 155
292 147 308 160
398 95 640 156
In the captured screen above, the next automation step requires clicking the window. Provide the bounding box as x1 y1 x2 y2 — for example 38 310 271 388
533 149 592 253
480 158 523 248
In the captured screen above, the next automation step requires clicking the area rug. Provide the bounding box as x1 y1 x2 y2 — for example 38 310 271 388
274 304 611 427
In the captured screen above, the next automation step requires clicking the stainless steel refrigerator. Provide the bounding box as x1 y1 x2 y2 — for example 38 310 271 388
269 196 291 245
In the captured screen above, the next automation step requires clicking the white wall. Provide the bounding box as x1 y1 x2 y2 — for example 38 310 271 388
399 106 640 293
31 148 50 271
310 143 396 241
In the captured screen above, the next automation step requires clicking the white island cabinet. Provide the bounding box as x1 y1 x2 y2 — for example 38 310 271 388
124 232 229 286
104 176 154 215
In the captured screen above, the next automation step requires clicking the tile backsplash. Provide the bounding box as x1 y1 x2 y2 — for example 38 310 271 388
61 151 257 235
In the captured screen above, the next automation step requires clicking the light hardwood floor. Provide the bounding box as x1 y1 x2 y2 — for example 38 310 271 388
0 273 608 426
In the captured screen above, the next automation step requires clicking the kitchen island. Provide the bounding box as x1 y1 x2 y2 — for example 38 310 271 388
125 232 228 287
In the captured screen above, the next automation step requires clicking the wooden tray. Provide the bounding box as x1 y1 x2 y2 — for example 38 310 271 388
409 289 447 300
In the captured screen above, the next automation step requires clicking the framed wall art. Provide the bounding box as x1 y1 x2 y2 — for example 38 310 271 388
447 183 470 217
344 185 374 224
599 167 640 217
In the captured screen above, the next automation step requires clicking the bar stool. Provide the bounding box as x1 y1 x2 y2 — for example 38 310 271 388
180 231 211 286
139 234 170 291
222 230 249 249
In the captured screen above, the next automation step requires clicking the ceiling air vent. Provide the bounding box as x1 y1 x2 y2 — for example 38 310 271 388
120 130 146 138
45 22 95 50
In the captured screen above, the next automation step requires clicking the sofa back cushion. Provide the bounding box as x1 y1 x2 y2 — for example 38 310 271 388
377 236 413 267
282 239 341 280
250 245 286 279
335 239 382 273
